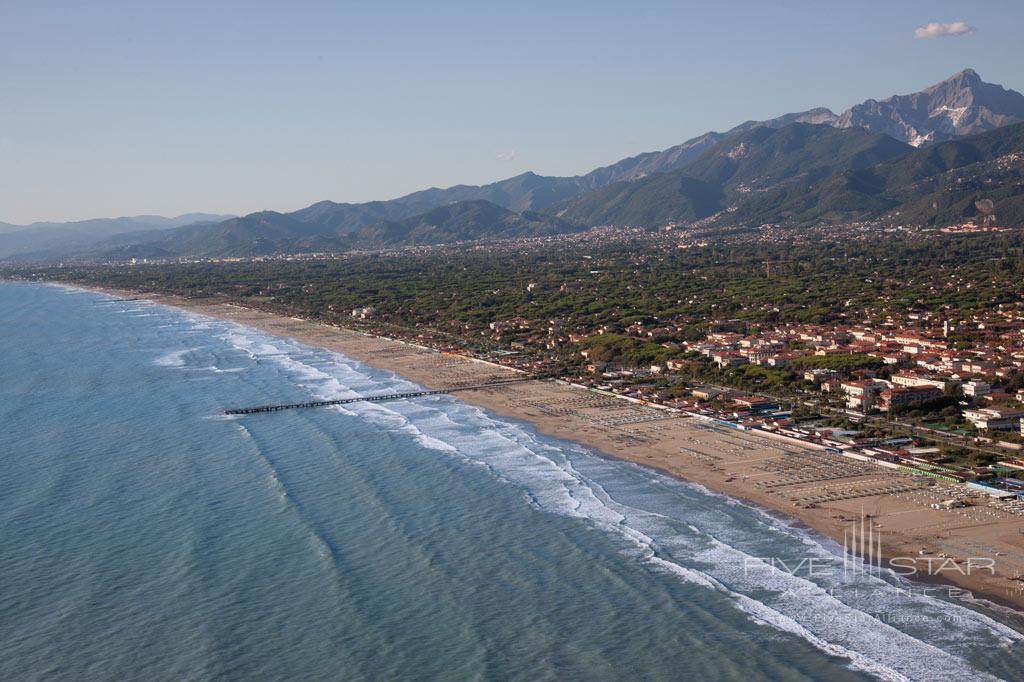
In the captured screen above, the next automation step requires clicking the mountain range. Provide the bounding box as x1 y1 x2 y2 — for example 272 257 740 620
97 201 579 258
729 119 1024 227
548 124 914 227
0 214 234 260
4 68 1024 261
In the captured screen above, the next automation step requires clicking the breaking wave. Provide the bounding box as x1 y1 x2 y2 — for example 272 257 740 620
202 316 1023 682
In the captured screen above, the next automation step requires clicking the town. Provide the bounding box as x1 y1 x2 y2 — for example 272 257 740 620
17 222 1024 505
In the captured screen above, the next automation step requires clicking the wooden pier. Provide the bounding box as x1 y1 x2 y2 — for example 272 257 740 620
224 377 542 415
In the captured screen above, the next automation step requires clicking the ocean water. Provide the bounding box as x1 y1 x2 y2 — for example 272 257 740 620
2 283 1024 682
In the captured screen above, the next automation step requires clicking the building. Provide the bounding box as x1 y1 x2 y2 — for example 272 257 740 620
964 407 1024 431
804 368 839 384
878 385 943 412
712 352 748 368
691 386 726 401
963 380 991 398
733 395 780 412
744 349 776 366
840 380 886 411
890 373 949 391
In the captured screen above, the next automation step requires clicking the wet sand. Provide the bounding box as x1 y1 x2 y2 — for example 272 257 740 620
77 286 1024 612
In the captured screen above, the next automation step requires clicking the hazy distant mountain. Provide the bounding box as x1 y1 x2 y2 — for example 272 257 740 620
95 211 347 259
0 213 234 260
166 212 334 257
550 124 912 227
93 200 580 258
2 213 231 234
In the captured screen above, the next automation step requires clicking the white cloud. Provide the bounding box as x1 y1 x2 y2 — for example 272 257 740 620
496 151 516 162
914 21 976 39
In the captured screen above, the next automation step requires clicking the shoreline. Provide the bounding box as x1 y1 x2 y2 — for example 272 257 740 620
44 281 1024 616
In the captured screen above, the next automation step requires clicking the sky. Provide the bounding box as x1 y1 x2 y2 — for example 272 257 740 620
2 0 1022 224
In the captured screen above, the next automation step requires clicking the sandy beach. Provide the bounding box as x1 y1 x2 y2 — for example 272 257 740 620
75 285 1024 613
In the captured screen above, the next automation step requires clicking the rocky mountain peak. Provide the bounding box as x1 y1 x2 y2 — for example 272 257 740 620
835 69 1024 146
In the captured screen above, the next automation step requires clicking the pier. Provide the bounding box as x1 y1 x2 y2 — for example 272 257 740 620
224 377 542 415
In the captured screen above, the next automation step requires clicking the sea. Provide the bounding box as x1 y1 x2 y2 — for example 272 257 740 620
3 281 1024 682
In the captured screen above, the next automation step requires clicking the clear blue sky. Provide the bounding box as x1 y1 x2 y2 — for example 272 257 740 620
2 0 1022 224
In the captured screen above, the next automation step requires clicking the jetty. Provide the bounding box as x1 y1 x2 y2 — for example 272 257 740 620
224 376 542 415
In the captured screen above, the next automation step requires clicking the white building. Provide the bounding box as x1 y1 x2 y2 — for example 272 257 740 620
962 380 991 398
890 373 950 391
964 407 1024 431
